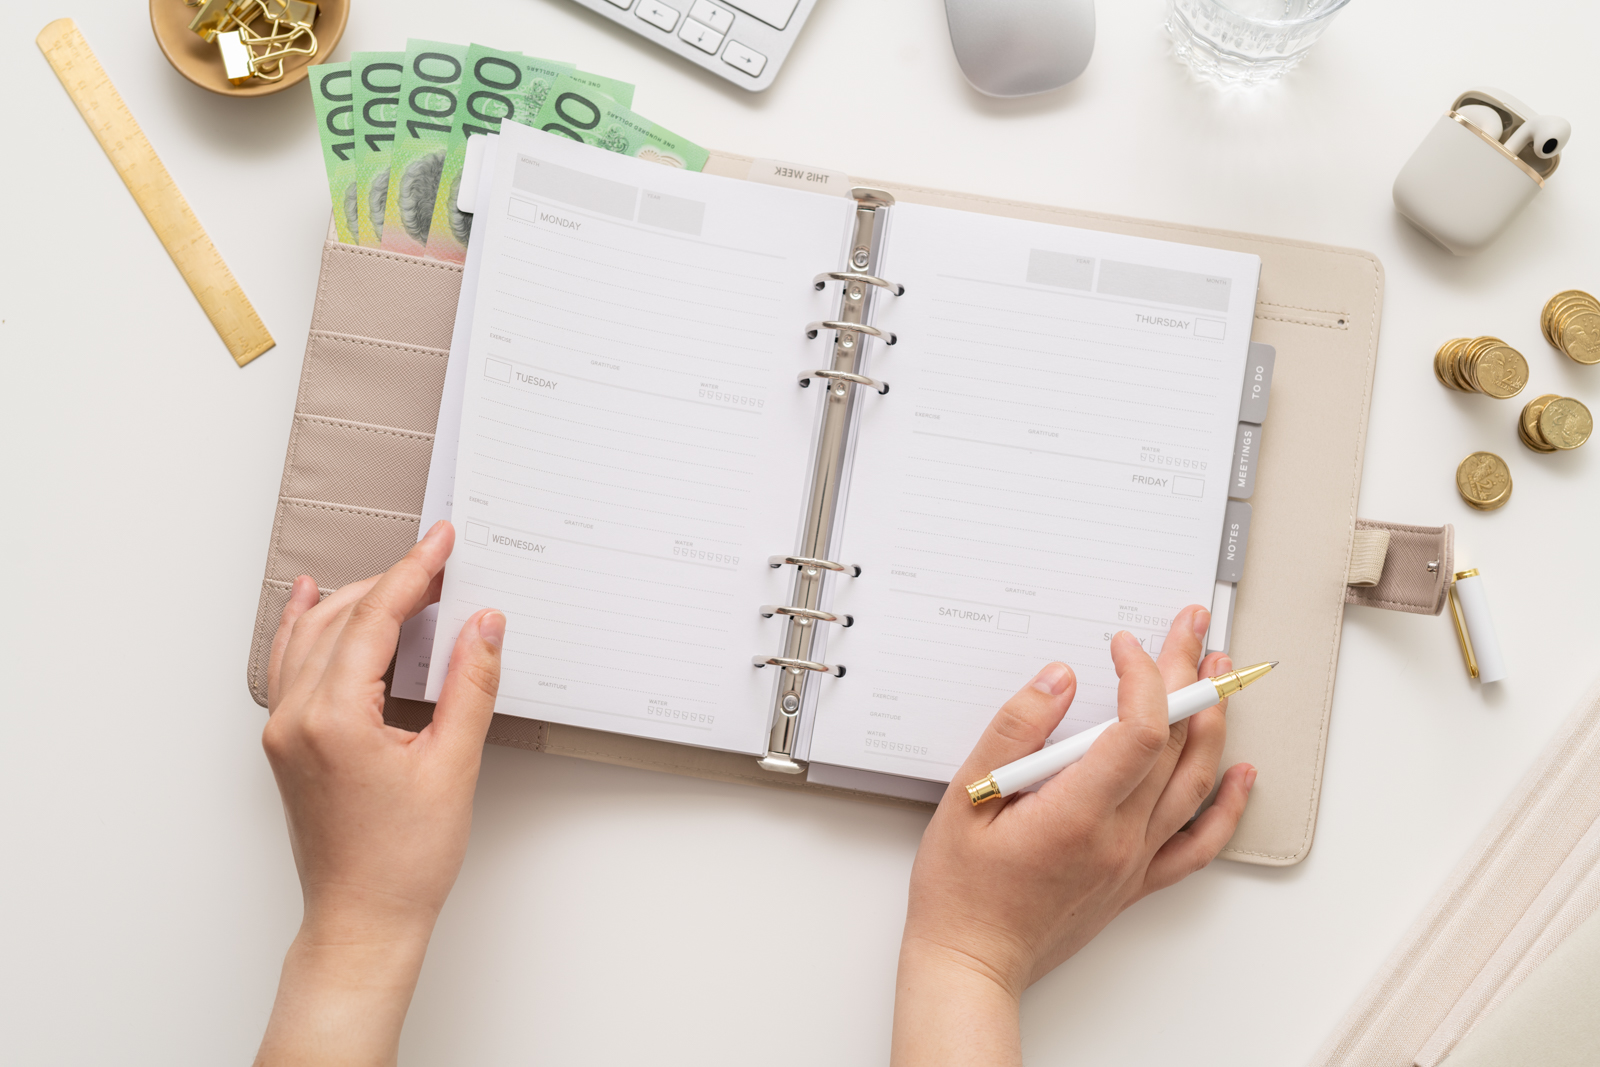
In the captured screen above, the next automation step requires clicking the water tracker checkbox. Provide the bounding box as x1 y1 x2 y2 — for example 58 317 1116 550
465 522 490 545
486 359 511 383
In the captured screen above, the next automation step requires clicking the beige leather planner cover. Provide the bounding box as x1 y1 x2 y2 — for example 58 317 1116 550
248 151 1386 864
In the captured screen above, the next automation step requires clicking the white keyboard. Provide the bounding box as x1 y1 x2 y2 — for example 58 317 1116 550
567 0 821 92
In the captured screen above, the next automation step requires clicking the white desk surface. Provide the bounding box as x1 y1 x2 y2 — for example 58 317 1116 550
5 0 1598 1062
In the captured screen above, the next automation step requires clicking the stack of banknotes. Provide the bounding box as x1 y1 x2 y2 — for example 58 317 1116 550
308 40 708 263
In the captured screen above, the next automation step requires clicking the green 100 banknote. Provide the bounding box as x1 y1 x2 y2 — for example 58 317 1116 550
308 61 356 243
424 47 634 263
380 40 467 257
313 40 707 259
530 74 709 173
350 51 403 247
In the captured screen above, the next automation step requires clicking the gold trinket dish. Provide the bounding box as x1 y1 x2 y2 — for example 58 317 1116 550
150 0 347 97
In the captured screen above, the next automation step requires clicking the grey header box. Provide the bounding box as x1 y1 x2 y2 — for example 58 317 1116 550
1239 342 1276 424
514 156 637 219
1216 499 1253 583
1098 260 1232 312
1230 422 1261 500
639 191 705 236
1027 249 1095 291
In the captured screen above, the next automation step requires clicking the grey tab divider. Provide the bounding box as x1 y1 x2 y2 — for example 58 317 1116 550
1217 499 1253 583
1239 342 1276 424
1231 422 1261 500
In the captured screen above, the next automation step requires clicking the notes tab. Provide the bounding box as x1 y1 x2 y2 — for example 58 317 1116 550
1216 500 1252 583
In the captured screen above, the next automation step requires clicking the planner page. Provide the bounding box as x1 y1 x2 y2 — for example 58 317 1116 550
427 123 853 755
810 203 1260 782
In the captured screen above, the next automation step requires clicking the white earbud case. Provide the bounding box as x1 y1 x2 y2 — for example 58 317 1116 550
1393 88 1561 256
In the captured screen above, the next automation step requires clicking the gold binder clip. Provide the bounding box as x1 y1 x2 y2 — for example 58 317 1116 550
191 0 319 82
215 29 255 85
188 0 253 42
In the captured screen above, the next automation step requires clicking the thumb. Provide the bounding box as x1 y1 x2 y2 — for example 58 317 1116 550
429 609 504 761
948 662 1077 811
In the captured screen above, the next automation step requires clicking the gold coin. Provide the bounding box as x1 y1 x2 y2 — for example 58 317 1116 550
1558 309 1600 364
1462 336 1501 392
1434 339 1468 389
1538 396 1593 449
1542 290 1598 345
1521 393 1560 449
1519 423 1556 453
1468 341 1528 398
1456 451 1512 509
1455 337 1486 392
1518 395 1559 452
1542 294 1593 335
1548 296 1600 356
1449 340 1474 392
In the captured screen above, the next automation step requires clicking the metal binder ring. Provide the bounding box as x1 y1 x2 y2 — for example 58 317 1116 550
752 655 846 678
804 320 897 345
760 605 854 627
797 369 889 395
768 555 861 577
813 271 905 296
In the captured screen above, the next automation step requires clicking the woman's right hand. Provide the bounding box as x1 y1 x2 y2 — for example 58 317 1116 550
891 605 1256 1066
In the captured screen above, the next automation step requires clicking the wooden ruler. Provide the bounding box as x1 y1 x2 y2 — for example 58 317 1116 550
37 19 274 367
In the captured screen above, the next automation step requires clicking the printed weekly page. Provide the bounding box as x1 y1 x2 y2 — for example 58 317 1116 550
427 123 853 754
393 135 500 700
811 204 1260 782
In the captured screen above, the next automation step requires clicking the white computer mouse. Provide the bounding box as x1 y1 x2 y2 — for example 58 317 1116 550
944 0 1096 97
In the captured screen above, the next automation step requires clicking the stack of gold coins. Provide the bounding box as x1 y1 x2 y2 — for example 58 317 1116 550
1517 394 1594 452
1433 337 1529 398
1456 451 1513 511
1541 291 1600 365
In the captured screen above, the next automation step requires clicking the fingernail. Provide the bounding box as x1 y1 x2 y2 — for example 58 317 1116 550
1245 766 1258 790
1030 662 1071 696
1191 608 1211 641
423 520 449 544
1219 655 1233 675
480 610 506 650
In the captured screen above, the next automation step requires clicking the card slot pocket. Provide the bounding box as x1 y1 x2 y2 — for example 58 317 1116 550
266 498 420 591
296 331 449 432
310 241 463 350
281 414 433 515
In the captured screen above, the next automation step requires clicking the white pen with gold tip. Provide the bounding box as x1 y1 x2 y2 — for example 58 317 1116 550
966 661 1279 805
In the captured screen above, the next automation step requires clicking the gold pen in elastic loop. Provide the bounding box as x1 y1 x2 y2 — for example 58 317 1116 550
1449 571 1480 679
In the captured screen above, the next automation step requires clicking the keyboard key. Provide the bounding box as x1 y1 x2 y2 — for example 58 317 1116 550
602 0 632 8
679 18 725 54
689 0 734 32
721 0 800 31
721 39 767 77
635 0 680 31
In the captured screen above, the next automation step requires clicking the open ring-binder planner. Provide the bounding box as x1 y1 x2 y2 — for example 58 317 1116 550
251 118 1390 862
384 119 1267 802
